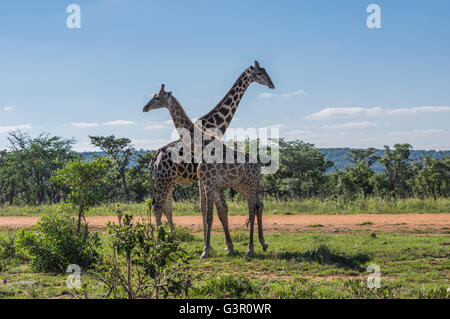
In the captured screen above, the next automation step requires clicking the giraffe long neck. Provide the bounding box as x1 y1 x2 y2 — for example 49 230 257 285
167 97 211 155
198 68 253 137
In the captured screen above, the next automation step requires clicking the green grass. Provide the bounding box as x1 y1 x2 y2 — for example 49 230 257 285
1 227 449 299
0 197 448 217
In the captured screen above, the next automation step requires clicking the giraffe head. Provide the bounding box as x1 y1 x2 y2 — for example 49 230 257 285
248 61 275 89
143 84 174 112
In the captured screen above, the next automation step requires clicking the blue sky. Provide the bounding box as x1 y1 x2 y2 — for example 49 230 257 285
1 0 449 151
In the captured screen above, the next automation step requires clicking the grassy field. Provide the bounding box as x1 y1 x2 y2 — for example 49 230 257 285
0 197 449 217
1 225 449 299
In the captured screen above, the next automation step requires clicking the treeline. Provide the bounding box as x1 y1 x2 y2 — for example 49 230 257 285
0 131 449 206
0 132 153 205
263 140 449 200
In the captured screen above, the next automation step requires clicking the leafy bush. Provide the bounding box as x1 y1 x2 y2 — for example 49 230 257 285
89 213 192 299
16 214 101 273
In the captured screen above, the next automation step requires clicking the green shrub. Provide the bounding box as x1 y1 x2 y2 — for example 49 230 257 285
16 214 101 273
89 213 192 299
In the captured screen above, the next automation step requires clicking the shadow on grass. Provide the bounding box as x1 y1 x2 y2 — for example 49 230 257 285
251 245 370 271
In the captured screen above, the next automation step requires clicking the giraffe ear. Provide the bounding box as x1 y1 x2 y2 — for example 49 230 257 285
167 91 172 96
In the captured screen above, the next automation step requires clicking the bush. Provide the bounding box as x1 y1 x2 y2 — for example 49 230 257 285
89 213 192 299
16 214 101 273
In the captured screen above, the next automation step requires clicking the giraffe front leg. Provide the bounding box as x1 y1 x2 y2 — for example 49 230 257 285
153 176 173 229
199 181 207 250
215 191 234 256
153 192 165 228
164 187 175 232
201 190 214 260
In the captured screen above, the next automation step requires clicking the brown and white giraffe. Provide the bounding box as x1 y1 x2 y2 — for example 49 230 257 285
143 85 268 258
148 61 274 231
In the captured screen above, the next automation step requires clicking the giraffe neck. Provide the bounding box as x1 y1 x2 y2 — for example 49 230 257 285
198 68 253 137
167 96 210 155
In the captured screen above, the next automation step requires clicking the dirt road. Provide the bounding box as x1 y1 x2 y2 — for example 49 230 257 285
1 214 449 233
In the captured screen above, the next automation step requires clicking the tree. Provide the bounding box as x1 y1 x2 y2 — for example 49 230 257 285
378 144 414 198
128 152 153 202
51 157 112 232
278 139 333 198
1 131 76 205
90 135 135 201
340 148 380 198
0 150 18 205
409 155 450 199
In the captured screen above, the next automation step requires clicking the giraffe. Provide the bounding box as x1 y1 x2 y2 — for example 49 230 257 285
148 61 274 231
143 85 268 259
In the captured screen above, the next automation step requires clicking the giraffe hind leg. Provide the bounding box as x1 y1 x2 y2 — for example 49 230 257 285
245 197 257 257
256 201 268 251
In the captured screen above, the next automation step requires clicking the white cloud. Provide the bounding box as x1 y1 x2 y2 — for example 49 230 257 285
103 120 135 126
70 120 135 128
259 92 276 99
281 90 308 98
322 122 377 129
0 124 32 133
260 89 307 99
3 106 13 111
70 122 100 128
306 106 450 120
386 129 445 136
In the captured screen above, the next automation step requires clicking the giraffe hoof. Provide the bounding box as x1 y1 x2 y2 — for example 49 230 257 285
200 251 209 259
262 244 269 252
226 249 235 257
245 249 254 258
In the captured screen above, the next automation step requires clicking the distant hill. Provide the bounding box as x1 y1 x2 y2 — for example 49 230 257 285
320 148 450 173
79 148 450 173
